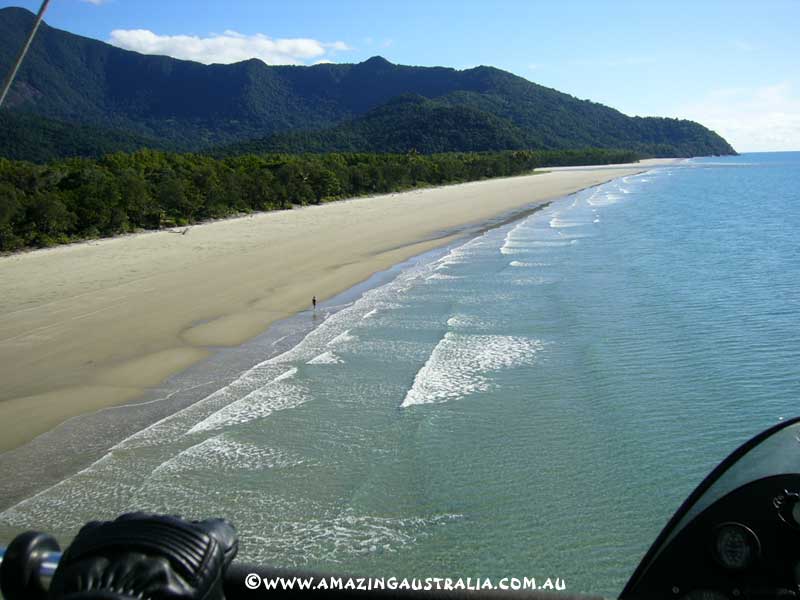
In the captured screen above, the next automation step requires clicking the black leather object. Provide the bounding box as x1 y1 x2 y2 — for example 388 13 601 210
47 513 238 600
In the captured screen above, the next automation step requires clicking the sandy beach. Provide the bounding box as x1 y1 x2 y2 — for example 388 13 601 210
0 159 674 452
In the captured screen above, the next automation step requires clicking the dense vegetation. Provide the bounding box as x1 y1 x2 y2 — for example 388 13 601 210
0 148 638 252
217 94 732 158
0 7 731 253
0 110 174 162
215 95 529 156
0 7 735 161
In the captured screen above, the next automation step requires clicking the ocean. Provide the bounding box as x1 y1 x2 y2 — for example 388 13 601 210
1 152 798 597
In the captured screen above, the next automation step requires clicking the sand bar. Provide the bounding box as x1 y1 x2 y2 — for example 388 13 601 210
0 159 675 451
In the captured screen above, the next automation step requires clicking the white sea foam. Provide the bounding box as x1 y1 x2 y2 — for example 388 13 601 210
528 240 575 247
150 435 306 476
307 351 343 365
500 219 531 255
434 252 467 269
501 236 574 253
556 230 591 240
502 239 535 248
549 216 587 228
187 368 305 434
445 314 496 331
0 355 308 528
273 367 298 382
0 232 496 529
327 330 356 346
588 193 623 207
241 510 463 566
434 235 486 269
401 333 543 407
512 276 554 286
359 302 403 320
111 360 293 449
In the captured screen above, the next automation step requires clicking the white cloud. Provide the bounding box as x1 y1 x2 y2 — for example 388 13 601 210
363 37 392 48
675 82 800 152
108 29 351 65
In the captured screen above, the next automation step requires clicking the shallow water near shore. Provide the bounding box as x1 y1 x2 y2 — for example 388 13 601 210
2 153 799 597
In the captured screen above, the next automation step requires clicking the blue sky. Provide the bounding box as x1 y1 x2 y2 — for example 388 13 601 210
3 0 799 151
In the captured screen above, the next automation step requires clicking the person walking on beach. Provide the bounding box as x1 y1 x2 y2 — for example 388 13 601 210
312 295 317 311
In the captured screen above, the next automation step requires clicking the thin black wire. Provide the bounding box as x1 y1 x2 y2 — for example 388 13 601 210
0 0 52 109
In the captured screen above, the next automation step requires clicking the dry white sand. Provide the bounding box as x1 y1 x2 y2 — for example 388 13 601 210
0 159 675 450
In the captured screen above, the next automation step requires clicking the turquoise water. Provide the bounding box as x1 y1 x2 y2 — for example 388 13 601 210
2 153 798 597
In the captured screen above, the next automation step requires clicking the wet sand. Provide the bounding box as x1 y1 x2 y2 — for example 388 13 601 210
0 159 675 451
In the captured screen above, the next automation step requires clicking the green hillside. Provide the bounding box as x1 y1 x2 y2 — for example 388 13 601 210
0 111 174 162
0 7 735 159
217 94 732 157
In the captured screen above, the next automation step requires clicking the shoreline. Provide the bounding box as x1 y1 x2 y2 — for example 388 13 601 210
0 240 462 511
0 159 676 458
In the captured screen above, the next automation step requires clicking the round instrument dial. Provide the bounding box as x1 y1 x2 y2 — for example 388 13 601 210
712 522 760 570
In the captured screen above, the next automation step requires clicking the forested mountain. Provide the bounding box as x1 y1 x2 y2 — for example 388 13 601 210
0 6 735 160
0 111 174 162
217 95 529 155
217 94 732 157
